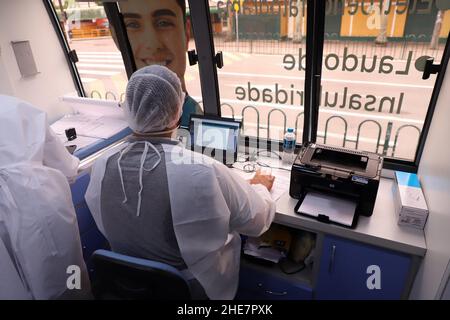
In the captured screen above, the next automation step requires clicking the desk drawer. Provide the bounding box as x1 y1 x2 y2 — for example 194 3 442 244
237 263 312 300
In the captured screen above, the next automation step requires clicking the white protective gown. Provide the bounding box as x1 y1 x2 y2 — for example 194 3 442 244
0 95 90 299
0 237 31 299
85 139 276 300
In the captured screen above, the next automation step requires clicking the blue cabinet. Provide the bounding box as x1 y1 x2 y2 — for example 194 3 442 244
315 235 412 299
236 260 313 300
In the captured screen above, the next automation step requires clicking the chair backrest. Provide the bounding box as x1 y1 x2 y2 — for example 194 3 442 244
91 249 191 300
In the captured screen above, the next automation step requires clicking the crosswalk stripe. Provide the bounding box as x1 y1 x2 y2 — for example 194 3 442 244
77 51 121 55
77 55 123 60
184 73 195 82
78 58 124 64
80 77 98 83
78 69 121 76
222 57 233 65
223 52 242 61
77 63 125 70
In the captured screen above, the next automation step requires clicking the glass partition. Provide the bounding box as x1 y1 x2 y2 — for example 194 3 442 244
317 0 449 161
52 0 127 101
118 0 203 127
212 0 308 144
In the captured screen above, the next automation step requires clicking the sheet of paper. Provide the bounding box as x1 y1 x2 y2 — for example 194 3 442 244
269 170 290 201
243 237 285 263
61 96 124 119
297 191 357 226
51 113 128 139
231 166 289 201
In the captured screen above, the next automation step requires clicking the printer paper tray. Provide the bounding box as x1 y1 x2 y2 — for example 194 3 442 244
294 191 359 229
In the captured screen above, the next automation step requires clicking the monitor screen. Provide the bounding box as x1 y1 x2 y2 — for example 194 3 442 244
190 116 241 164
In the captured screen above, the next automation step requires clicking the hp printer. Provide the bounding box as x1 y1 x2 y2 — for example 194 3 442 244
290 144 383 226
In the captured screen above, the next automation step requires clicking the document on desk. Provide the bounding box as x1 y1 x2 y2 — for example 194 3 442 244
243 237 285 263
270 171 291 201
231 166 290 201
297 192 357 227
51 113 128 139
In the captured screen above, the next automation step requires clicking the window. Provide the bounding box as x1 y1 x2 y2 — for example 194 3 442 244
212 0 307 145
117 0 203 128
50 0 128 102
47 0 204 129
317 0 449 162
48 0 450 170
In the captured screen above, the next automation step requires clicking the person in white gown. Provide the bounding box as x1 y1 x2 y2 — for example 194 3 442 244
85 65 276 300
0 95 90 299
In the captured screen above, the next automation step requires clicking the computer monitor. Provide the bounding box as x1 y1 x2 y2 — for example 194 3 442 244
189 115 242 166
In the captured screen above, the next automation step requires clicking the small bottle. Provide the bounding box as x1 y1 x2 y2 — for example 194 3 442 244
282 128 296 165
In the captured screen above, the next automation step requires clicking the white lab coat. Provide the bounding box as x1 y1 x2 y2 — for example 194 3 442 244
0 237 31 299
85 139 276 299
0 95 90 299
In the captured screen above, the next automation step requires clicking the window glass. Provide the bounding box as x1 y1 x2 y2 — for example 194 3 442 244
319 0 449 160
212 0 308 144
118 0 203 128
52 0 128 102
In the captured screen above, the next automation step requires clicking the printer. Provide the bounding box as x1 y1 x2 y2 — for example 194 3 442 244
290 143 383 220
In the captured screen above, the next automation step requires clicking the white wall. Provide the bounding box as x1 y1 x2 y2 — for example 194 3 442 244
410 56 450 299
0 0 77 123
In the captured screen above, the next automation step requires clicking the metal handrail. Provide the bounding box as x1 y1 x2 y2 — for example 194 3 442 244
391 125 421 157
323 115 348 147
241 105 260 139
355 119 382 153
267 108 287 140
294 112 304 143
220 103 235 119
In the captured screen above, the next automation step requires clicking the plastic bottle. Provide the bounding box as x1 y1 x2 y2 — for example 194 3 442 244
282 128 296 165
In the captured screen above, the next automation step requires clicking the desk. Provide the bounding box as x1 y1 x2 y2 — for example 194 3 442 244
72 146 426 299
275 178 426 257
237 170 426 300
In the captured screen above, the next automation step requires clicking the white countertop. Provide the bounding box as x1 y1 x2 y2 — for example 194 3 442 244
275 178 427 257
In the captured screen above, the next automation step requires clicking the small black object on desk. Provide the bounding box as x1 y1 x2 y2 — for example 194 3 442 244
65 145 77 155
65 127 77 141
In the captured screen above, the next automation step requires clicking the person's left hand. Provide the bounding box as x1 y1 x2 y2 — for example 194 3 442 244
249 169 275 191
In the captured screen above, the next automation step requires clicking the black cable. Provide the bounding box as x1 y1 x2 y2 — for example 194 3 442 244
256 161 291 172
256 149 282 160
236 154 250 163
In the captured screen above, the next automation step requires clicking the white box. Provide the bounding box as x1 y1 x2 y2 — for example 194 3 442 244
394 171 428 229
398 212 428 229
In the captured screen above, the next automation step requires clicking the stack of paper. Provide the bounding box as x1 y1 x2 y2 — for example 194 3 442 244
394 171 429 229
243 237 286 263
296 192 357 227
50 113 128 140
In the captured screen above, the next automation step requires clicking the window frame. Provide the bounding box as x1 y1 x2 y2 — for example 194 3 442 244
308 3 450 173
43 0 85 97
47 0 450 172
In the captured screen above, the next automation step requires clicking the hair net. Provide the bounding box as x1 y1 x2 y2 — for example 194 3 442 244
124 65 184 133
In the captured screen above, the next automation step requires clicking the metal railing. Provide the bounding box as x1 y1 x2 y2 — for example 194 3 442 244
219 102 421 159
87 91 422 160
324 115 348 147
90 90 125 102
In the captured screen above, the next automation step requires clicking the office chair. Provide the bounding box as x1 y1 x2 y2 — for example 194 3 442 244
91 249 191 300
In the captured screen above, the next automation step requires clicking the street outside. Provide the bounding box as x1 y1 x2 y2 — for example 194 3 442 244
70 36 445 161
